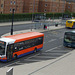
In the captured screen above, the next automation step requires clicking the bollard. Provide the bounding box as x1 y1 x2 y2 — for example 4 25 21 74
6 67 13 75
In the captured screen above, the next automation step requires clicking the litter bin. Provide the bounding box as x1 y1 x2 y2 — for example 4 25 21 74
55 23 58 27
44 25 47 29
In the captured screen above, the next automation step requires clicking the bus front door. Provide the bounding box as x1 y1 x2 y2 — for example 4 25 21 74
6 44 13 61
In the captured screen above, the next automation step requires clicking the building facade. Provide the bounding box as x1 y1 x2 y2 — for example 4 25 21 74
4 0 24 14
0 0 24 14
66 1 75 13
23 0 39 13
0 0 5 14
0 0 75 14
39 0 66 13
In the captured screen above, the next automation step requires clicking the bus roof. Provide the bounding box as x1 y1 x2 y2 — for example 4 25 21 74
4 32 44 43
0 38 15 44
67 19 75 22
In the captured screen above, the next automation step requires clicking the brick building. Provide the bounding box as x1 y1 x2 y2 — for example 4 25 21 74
23 0 39 13
0 0 24 14
0 0 75 14
39 0 66 13
4 0 24 14
66 0 75 12
0 0 5 14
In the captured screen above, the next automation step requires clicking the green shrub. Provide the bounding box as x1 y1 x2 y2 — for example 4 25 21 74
0 12 74 22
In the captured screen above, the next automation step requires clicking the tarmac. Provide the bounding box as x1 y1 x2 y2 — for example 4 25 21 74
0 20 75 75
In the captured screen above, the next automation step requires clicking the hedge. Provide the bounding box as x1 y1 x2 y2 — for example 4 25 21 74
0 13 75 22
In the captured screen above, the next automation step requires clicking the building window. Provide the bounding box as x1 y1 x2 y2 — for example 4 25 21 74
36 8 37 12
1 4 3 8
68 6 70 8
13 9 15 12
62 5 64 8
53 4 56 7
1 12 2 14
30 2 32 5
45 4 47 7
36 2 38 6
14 1 16 5
10 8 12 12
11 1 12 4
52 9 55 12
44 9 46 12
30 8 32 12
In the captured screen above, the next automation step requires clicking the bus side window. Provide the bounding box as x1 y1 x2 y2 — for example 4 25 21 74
14 41 25 51
35 37 43 45
18 41 25 51
14 43 18 52
24 40 30 49
31 39 35 46
38 37 43 44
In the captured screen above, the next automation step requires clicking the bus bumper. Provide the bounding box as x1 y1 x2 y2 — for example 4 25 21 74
0 59 7 62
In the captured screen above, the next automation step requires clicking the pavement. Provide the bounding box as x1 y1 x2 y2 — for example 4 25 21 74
0 21 33 26
0 20 75 75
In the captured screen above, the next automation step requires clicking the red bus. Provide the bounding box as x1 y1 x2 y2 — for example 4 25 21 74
0 32 44 62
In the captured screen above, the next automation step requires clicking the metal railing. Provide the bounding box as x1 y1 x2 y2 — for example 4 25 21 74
33 19 66 29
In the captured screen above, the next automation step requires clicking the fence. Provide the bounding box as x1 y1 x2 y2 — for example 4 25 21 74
33 19 66 29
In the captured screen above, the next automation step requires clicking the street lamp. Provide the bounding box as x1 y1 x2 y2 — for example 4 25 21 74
31 0 35 31
11 9 14 35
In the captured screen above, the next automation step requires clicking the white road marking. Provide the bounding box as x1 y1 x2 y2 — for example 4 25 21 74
24 59 41 62
59 37 63 39
24 54 40 60
45 45 62 52
3 45 62 68
3 61 20 68
3 54 40 68
48 39 56 42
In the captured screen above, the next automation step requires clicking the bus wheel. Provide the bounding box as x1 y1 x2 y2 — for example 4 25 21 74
34 48 37 53
14 54 17 60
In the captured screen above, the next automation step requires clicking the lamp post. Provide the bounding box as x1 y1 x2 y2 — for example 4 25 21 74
31 0 35 31
11 9 14 35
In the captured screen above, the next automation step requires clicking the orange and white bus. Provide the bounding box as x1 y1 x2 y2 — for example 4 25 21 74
0 32 44 62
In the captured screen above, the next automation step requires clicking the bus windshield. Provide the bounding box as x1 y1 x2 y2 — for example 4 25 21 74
67 21 72 23
64 32 75 43
0 41 6 55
